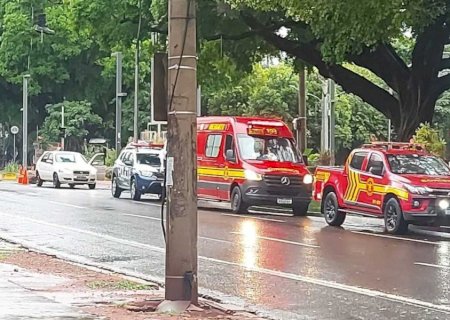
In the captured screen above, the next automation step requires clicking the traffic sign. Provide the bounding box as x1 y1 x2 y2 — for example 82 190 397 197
11 126 19 135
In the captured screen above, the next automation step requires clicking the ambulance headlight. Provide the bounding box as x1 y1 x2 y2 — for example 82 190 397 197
245 170 262 181
439 199 450 210
303 174 313 184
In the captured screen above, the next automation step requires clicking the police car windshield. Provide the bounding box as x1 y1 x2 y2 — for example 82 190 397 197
237 134 301 162
137 153 161 167
387 154 450 175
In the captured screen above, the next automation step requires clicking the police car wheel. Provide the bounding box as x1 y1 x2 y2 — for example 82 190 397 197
231 187 248 214
130 179 141 201
112 177 122 198
323 192 346 226
384 198 408 235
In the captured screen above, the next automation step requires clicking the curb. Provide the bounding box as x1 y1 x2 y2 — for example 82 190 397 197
0 234 273 319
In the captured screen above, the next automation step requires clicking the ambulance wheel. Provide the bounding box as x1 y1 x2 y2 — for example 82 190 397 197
323 192 346 226
112 176 122 198
130 178 141 201
231 186 248 214
384 198 408 235
293 202 309 216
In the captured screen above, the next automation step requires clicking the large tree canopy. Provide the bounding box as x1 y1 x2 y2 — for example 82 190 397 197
227 0 450 140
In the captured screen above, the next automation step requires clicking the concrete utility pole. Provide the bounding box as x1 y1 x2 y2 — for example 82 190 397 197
61 104 65 150
328 79 336 165
320 78 336 165
165 0 198 304
297 67 307 153
112 52 125 155
22 74 30 168
134 46 139 142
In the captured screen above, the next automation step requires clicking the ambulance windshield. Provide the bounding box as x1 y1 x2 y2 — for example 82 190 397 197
237 134 301 163
388 154 450 175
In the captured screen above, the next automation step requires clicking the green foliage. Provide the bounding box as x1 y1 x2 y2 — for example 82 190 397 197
105 148 117 167
4 162 19 173
303 148 319 166
41 101 102 152
413 123 446 157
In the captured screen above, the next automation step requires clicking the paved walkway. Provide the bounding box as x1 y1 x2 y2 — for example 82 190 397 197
0 242 96 320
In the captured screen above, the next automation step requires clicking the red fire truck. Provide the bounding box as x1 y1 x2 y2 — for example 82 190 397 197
314 142 450 234
197 116 313 215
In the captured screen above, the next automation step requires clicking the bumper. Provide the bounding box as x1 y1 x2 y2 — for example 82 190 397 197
135 175 163 195
61 174 96 184
403 197 450 226
241 180 312 207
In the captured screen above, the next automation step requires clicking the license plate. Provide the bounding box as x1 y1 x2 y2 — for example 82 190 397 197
277 198 293 205
76 176 87 180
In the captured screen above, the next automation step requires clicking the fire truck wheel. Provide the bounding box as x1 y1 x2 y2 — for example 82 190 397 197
323 192 346 226
231 186 249 214
384 198 408 234
292 203 309 216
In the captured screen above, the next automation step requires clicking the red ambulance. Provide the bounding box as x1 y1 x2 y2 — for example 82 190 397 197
197 116 313 215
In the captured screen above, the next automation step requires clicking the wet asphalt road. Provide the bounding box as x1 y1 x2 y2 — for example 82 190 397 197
0 182 450 320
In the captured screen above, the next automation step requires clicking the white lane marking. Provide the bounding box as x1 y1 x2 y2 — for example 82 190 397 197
221 213 286 223
47 201 86 209
1 213 449 314
409 227 450 240
230 232 319 248
414 262 450 270
200 236 232 244
131 201 161 207
441 226 450 229
123 213 162 222
351 231 439 245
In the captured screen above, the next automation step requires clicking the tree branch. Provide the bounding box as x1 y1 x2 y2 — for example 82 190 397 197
242 13 399 119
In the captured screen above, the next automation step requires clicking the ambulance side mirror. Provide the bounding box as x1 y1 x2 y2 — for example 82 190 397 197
226 149 236 163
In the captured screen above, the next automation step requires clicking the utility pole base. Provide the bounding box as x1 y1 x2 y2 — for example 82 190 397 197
156 300 191 314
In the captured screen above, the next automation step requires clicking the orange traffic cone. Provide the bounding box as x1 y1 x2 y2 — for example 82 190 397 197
22 169 28 185
17 166 23 184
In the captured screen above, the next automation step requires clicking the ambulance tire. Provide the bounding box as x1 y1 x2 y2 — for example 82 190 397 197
323 192 346 226
231 186 249 214
292 203 309 216
384 198 408 235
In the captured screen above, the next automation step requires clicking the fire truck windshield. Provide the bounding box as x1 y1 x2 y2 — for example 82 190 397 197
237 134 301 163
388 154 450 175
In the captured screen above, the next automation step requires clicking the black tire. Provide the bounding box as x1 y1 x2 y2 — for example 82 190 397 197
53 173 61 189
293 202 310 216
69 184 75 189
323 192 346 226
231 186 248 214
88 183 96 190
112 176 122 198
36 172 43 187
130 178 141 201
384 198 408 235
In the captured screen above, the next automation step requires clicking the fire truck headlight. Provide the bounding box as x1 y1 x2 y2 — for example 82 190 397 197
439 199 450 210
303 174 313 184
245 170 262 181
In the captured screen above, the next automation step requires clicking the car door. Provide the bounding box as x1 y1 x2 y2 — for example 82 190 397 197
343 151 369 211
218 134 239 201
359 152 386 214
46 152 55 179
37 153 49 180
198 133 223 199
117 152 128 188
124 152 135 190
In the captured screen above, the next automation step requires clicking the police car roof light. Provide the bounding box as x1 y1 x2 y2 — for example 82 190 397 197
361 142 425 151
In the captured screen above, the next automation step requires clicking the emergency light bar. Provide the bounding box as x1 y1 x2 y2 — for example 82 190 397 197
362 142 426 151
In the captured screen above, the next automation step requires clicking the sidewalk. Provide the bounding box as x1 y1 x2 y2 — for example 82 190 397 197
0 240 264 320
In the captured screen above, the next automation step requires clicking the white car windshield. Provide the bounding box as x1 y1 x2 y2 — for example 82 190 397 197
55 153 85 164
237 134 301 163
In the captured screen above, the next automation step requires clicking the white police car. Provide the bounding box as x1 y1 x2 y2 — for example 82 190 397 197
111 143 165 200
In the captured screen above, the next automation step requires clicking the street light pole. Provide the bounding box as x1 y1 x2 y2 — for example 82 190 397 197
165 0 198 304
22 74 30 168
112 52 124 155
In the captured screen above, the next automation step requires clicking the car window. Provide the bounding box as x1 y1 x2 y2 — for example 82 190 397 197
119 152 127 161
224 135 235 155
366 153 384 175
48 153 54 162
55 153 76 163
137 153 161 167
350 152 367 170
205 134 222 158
41 153 49 162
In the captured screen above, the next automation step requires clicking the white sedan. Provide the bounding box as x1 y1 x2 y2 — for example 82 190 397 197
36 151 97 189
